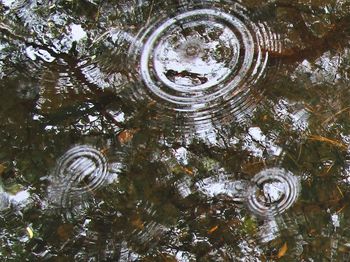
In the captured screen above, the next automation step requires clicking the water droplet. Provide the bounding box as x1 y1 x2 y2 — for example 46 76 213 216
246 168 300 218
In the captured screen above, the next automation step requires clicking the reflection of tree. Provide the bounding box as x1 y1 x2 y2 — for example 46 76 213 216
1 0 349 138
1 0 350 260
253 1 350 62
0 4 129 136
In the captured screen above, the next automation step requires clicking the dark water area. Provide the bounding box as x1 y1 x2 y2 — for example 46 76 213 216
1 0 350 260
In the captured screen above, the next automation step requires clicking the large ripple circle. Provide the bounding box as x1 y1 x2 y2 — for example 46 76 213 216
246 168 300 218
141 9 253 104
129 5 280 126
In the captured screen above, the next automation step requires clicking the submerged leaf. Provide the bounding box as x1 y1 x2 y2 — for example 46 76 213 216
57 224 74 241
277 242 288 258
208 225 219 234
131 217 144 230
118 129 138 144
26 226 34 239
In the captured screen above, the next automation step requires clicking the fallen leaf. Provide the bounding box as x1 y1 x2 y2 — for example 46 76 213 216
337 204 346 213
208 225 219 234
182 167 194 176
241 160 265 176
57 224 74 240
147 101 157 107
322 106 350 125
26 226 34 239
277 242 288 258
309 229 317 235
100 147 109 155
159 253 177 262
337 185 344 198
118 129 138 144
131 217 144 230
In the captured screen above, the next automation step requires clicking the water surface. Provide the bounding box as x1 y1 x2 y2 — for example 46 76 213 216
1 0 350 260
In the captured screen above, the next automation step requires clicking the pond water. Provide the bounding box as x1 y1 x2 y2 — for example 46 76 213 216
1 0 350 260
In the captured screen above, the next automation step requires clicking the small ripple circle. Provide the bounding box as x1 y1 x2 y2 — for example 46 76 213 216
54 145 108 194
246 168 300 218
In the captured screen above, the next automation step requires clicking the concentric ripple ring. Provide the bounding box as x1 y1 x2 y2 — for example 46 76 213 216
246 168 300 218
129 3 281 125
54 145 108 194
140 9 255 106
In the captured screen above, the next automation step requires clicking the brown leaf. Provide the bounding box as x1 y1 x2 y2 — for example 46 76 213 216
182 167 194 176
0 164 5 176
57 224 74 241
159 253 177 262
337 204 347 213
131 217 144 230
100 147 109 155
208 225 219 234
277 242 288 259
118 129 138 144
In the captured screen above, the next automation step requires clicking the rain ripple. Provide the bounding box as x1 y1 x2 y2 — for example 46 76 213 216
193 167 300 218
246 168 301 218
91 1 282 130
48 145 108 209
127 1 282 128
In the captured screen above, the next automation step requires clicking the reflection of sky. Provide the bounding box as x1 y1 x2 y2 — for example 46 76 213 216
331 212 340 229
341 134 350 184
153 23 236 89
25 46 55 62
1 0 15 7
0 44 6 79
274 99 309 131
196 177 248 202
173 147 188 165
262 181 285 203
244 127 282 157
23 23 87 63
293 50 347 84
154 41 230 87
175 250 196 262
70 24 87 42
158 42 227 73
0 187 31 211
9 190 30 207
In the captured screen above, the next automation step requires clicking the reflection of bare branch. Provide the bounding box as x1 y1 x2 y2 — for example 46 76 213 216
270 7 349 63
322 106 350 125
307 135 348 150
100 109 123 128
1 20 126 130
146 0 155 25
251 1 350 65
